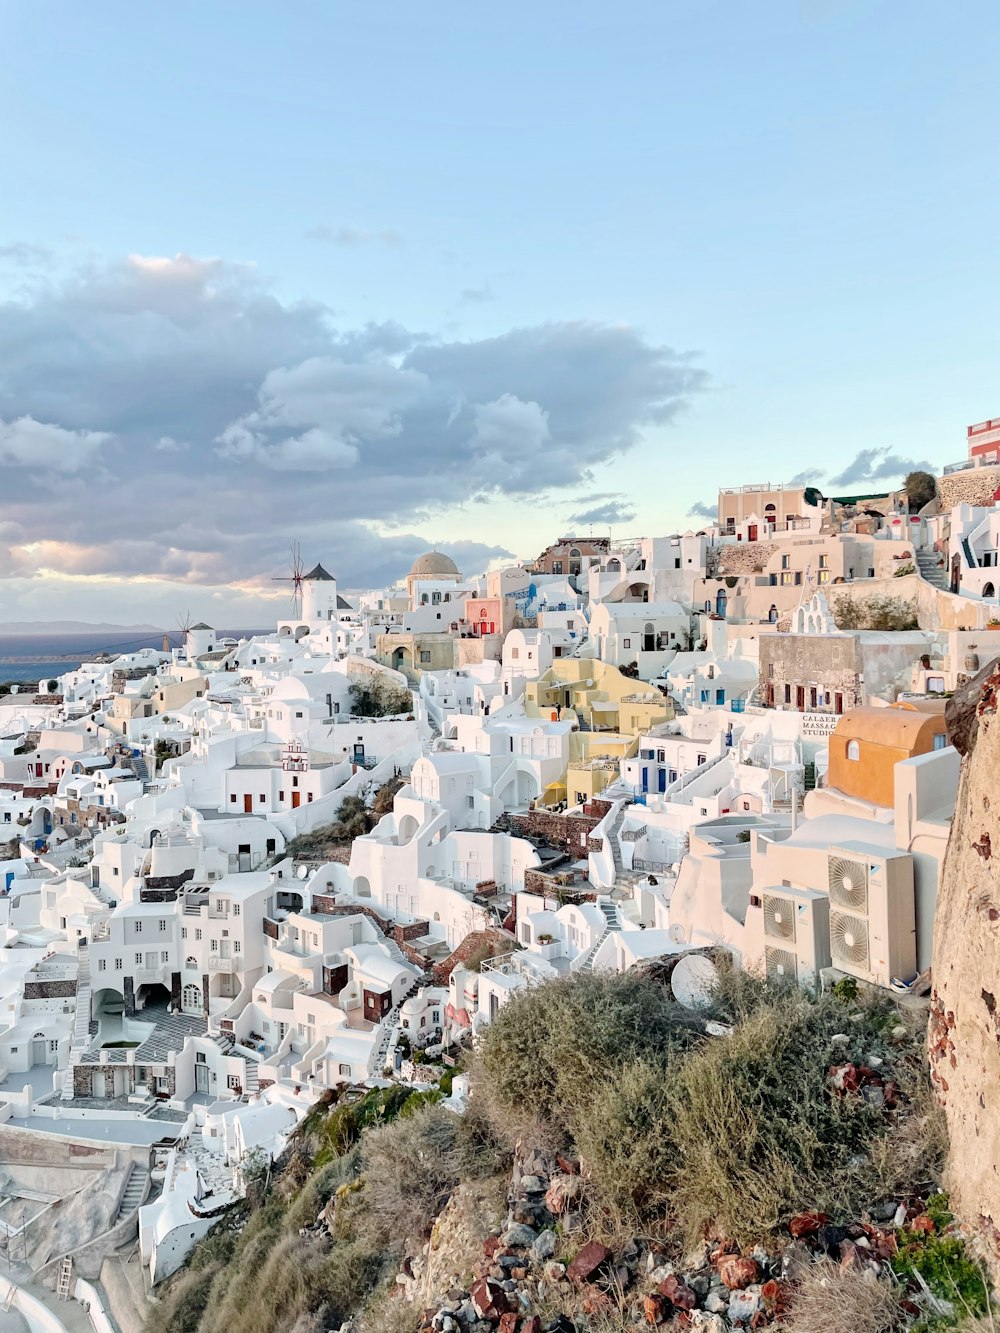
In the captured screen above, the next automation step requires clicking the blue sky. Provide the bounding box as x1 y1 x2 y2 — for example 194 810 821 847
1 0 998 622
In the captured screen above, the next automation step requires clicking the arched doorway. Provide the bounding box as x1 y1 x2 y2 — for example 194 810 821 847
136 982 170 1014
93 988 126 1043
715 588 727 618
391 646 412 673
398 814 419 843
182 983 202 1015
516 770 537 807
643 622 655 652
353 875 371 898
984 582 996 599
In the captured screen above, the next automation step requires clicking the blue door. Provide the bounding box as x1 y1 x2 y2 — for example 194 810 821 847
658 768 667 793
641 767 649 792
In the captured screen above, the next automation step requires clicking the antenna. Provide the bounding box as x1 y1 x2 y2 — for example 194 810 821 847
272 541 305 617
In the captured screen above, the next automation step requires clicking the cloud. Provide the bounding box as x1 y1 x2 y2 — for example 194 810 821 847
304 225 402 246
0 415 112 471
827 449 934 491
0 253 706 596
0 243 52 267
461 284 496 304
687 500 717 520
567 493 637 526
788 469 820 486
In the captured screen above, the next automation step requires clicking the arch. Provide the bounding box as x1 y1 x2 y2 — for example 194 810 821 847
984 582 996 598
516 770 538 807
847 740 861 761
136 981 170 1011
391 646 412 673
182 983 202 1015
398 813 420 843
768 604 778 624
278 625 293 638
715 587 727 617
606 556 621 572
353 875 371 898
294 624 310 641
185 955 198 970
624 582 648 601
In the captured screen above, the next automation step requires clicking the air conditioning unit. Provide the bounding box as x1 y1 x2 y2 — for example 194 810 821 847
758 886 831 986
826 844 915 987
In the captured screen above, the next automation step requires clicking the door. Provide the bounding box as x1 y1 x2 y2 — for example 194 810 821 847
291 791 301 809
31 1039 46 1066
658 768 667 793
243 794 253 814
195 1061 210 1094
748 524 758 541
796 686 805 711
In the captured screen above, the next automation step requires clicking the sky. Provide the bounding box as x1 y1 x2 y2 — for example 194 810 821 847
1 0 999 625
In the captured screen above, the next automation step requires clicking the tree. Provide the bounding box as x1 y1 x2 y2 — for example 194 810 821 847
904 469 937 513
803 486 825 509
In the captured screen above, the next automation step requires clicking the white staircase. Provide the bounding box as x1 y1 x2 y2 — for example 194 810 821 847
916 550 948 590
576 898 621 974
63 949 93 1099
115 1165 148 1223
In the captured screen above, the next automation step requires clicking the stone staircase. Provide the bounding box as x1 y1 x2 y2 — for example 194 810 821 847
115 1165 148 1224
916 550 948 590
129 755 150 785
374 981 420 1072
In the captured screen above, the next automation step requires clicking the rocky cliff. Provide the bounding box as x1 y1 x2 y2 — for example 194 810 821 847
931 656 1000 1271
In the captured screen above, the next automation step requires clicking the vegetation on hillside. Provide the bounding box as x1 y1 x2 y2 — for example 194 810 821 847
283 776 405 860
347 675 413 718
834 592 920 631
145 971 987 1333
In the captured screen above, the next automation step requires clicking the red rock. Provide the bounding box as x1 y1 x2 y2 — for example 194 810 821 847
839 1239 865 1270
582 1286 615 1316
470 1277 511 1319
545 1175 583 1215
567 1240 612 1284
556 1153 581 1175
659 1274 696 1310
910 1213 936 1235
644 1293 669 1324
760 1279 780 1305
750 1312 770 1329
874 1230 899 1259
483 1234 503 1258
828 1062 860 1093
719 1255 761 1290
788 1211 828 1238
498 1315 519 1333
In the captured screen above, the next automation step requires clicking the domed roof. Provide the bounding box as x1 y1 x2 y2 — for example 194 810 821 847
408 550 460 579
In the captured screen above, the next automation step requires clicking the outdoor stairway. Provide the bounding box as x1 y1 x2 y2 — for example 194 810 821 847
115 1165 148 1223
577 899 621 974
130 756 150 785
63 948 93 1098
916 550 948 590
375 981 420 1072
244 1060 260 1095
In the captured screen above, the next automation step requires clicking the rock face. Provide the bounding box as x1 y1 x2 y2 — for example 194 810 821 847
931 656 1000 1271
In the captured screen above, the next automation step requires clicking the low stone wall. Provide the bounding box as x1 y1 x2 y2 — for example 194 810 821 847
505 809 603 855
716 540 779 577
938 464 1000 511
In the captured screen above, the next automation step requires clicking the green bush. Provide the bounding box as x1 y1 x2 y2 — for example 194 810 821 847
892 1232 990 1319
361 1104 463 1242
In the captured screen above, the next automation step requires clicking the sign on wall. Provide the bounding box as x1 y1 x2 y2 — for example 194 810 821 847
800 711 840 738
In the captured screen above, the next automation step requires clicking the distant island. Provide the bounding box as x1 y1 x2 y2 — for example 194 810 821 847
0 621 163 634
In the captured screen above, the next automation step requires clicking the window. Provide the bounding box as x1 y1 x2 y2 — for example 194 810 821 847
195 928 203 941
181 927 187 940
210 939 218 952
781 554 790 570
339 1063 351 1076
233 903 240 916
784 684 791 704
847 740 861 761
259 794 265 803
819 554 828 569
159 919 166 932
230 794 237 803
98 959 106 972
227 1075 241 1090
511 647 519 659
420 650 431 664
623 637 631 649
114 958 122 970
134 920 142 934
135 952 143 964
234 940 241 952
933 733 949 751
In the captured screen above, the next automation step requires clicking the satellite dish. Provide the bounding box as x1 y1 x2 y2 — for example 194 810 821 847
297 864 309 880
668 923 686 944
671 954 719 1011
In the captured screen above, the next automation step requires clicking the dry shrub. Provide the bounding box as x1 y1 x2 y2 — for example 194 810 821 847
572 1058 675 1228
664 990 888 1245
475 970 701 1143
360 1104 463 1243
782 1259 903 1333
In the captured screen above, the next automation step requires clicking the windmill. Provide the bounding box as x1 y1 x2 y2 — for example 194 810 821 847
273 542 306 617
164 610 193 652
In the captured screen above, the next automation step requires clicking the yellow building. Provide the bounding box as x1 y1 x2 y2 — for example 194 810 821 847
826 702 948 809
524 659 673 734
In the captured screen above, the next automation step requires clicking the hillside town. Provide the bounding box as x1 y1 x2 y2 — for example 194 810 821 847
1 432 1000 1329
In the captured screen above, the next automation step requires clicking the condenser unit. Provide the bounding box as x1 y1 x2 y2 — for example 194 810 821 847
826 843 915 988
757 886 831 987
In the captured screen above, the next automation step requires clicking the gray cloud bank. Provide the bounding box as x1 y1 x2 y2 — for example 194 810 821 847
0 253 706 591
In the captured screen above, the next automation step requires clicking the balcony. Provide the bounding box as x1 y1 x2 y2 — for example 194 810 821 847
207 956 245 972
